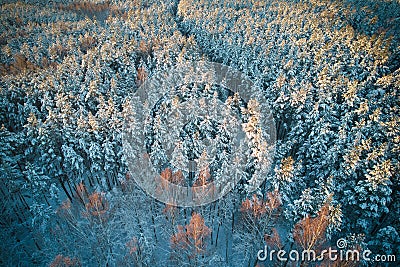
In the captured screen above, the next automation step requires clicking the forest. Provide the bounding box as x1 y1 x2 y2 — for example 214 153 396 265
0 0 399 266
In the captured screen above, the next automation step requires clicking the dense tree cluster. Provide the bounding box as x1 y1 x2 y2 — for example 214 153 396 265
0 0 399 266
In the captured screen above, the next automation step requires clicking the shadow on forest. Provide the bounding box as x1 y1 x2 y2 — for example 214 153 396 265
342 0 400 37
340 0 400 70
